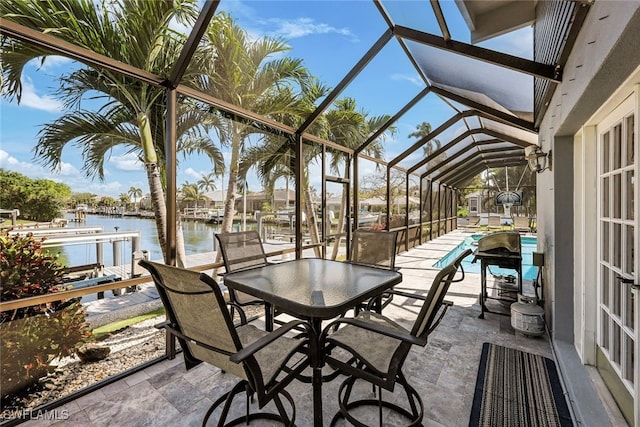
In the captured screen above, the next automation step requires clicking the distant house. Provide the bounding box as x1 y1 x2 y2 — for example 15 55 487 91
234 189 296 213
465 192 484 215
202 190 226 209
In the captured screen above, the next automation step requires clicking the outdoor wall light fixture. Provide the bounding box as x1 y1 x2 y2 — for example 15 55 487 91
524 145 552 173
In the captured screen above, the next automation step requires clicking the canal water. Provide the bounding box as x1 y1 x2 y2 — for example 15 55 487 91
49 213 241 268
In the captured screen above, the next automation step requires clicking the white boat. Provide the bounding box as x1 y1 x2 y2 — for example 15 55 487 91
207 209 225 223
358 213 380 226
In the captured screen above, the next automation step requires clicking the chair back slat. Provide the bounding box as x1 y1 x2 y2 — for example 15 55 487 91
140 260 248 380
350 230 398 269
216 231 268 272
411 263 458 338
216 231 268 305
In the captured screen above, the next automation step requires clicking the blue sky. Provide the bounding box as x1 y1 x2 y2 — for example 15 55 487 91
0 0 533 199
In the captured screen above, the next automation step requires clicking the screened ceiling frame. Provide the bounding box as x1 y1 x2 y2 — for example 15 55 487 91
432 151 525 183
393 25 561 82
1 0 591 258
447 159 526 188
1 13 536 236
354 3 539 162
421 142 523 179
407 127 532 176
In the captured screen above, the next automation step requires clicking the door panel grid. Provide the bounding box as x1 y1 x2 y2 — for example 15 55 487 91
598 99 636 401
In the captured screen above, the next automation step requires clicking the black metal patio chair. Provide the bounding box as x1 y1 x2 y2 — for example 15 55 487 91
348 229 398 314
378 248 472 305
320 260 461 427
215 231 277 329
139 260 315 427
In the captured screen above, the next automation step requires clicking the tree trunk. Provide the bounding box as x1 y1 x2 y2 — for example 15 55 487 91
221 132 241 235
302 171 321 258
145 162 168 259
175 213 187 268
214 130 241 272
139 112 187 266
331 187 348 260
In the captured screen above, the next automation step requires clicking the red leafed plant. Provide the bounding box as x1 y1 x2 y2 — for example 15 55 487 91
0 231 90 398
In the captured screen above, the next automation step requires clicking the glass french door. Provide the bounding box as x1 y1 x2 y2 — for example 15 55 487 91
597 93 638 426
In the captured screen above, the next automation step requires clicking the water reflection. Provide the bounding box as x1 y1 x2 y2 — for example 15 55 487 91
49 214 241 267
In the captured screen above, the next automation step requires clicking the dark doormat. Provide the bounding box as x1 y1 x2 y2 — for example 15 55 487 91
469 342 573 426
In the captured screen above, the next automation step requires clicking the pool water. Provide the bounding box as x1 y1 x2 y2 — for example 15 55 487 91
433 234 539 280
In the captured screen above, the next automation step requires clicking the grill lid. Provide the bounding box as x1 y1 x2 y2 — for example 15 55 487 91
476 231 521 255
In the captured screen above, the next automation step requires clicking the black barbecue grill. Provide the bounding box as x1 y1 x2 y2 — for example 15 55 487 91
473 231 523 318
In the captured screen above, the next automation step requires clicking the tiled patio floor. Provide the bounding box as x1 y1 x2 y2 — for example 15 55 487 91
25 230 557 427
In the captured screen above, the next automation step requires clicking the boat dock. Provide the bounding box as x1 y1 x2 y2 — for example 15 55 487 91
85 240 321 327
6 224 331 328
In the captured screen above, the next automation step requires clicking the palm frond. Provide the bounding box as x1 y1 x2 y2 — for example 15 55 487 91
34 109 140 180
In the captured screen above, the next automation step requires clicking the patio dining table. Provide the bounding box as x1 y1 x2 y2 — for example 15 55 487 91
223 257 403 427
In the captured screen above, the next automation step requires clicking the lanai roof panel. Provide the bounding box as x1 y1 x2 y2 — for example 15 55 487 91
404 40 534 120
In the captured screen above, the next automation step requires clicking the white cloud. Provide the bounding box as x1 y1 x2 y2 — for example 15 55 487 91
59 161 81 176
391 73 424 87
84 181 125 195
110 152 142 171
35 55 74 72
0 150 146 197
0 150 40 174
266 17 357 42
18 77 64 113
0 149 80 177
184 167 203 180
0 148 104 186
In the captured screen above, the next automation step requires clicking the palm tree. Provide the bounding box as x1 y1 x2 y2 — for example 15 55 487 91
180 182 206 212
128 187 143 211
324 98 393 259
241 79 331 257
197 173 217 210
408 121 445 170
1 0 224 267
244 87 393 259
195 13 313 238
119 193 131 209
197 173 217 192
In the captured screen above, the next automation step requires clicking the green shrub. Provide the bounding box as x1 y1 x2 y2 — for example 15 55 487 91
0 231 90 398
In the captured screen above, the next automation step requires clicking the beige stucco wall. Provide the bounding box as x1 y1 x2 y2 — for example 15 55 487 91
537 0 640 346
535 4 640 424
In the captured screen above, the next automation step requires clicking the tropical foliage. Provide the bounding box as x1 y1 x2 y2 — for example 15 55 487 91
0 169 71 222
128 187 143 211
323 98 393 257
0 0 223 266
197 173 217 192
0 231 90 397
180 182 207 210
69 192 97 208
195 12 314 239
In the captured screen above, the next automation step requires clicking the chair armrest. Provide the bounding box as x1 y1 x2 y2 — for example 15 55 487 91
383 289 427 301
154 320 171 330
427 301 454 335
321 317 426 347
230 320 316 363
451 248 472 282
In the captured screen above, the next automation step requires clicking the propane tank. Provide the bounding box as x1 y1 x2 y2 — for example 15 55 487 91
510 294 545 336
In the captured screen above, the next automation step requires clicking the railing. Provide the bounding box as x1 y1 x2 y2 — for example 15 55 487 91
0 245 316 313
0 243 323 426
